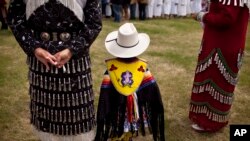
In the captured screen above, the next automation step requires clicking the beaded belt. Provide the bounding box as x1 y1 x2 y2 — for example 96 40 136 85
34 31 77 41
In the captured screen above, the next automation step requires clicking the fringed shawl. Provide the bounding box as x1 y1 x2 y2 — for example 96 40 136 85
219 0 250 8
24 0 86 21
95 69 165 141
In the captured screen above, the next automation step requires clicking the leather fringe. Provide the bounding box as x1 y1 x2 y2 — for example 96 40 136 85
95 83 165 141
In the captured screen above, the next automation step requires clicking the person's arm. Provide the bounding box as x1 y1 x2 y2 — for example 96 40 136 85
7 0 42 56
196 2 242 28
63 0 102 57
7 0 57 69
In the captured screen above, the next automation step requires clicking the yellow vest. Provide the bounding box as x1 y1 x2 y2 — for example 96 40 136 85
106 58 147 96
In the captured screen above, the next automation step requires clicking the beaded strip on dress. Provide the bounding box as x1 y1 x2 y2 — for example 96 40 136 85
190 101 230 123
196 48 240 86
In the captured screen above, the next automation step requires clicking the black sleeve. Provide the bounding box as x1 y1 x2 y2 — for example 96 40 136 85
7 0 42 56
7 0 102 57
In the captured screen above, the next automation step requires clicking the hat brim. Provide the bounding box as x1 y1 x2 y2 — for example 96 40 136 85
105 31 150 58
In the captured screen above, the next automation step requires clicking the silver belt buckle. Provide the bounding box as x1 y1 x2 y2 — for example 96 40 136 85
40 32 50 41
60 32 71 41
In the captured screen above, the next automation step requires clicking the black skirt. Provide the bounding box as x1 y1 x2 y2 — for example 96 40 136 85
27 55 96 135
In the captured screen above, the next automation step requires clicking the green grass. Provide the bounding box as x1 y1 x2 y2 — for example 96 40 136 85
0 18 249 141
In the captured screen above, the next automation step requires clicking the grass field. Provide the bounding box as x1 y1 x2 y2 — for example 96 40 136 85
0 18 249 141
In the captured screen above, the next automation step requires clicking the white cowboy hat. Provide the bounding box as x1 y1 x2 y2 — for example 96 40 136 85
105 23 150 58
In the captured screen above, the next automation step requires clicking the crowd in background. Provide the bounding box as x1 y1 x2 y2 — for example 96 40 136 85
101 0 210 22
1 0 249 28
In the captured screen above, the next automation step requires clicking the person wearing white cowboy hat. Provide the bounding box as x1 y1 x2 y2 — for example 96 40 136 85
95 23 166 141
105 22 150 58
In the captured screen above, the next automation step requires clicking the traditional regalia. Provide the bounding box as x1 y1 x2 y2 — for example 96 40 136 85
7 0 102 140
95 23 165 141
189 0 249 132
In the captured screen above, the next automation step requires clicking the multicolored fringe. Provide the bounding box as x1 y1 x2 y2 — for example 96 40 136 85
100 69 153 133
138 69 156 90
100 71 112 88
96 68 165 141
190 102 230 123
196 48 239 86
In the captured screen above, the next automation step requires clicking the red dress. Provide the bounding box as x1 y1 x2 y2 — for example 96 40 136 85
189 0 249 132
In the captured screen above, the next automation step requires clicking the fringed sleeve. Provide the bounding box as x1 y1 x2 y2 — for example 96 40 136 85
95 71 112 141
137 69 165 141
95 71 126 141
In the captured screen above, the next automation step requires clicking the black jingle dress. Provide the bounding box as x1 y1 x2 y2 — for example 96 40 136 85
7 0 102 140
